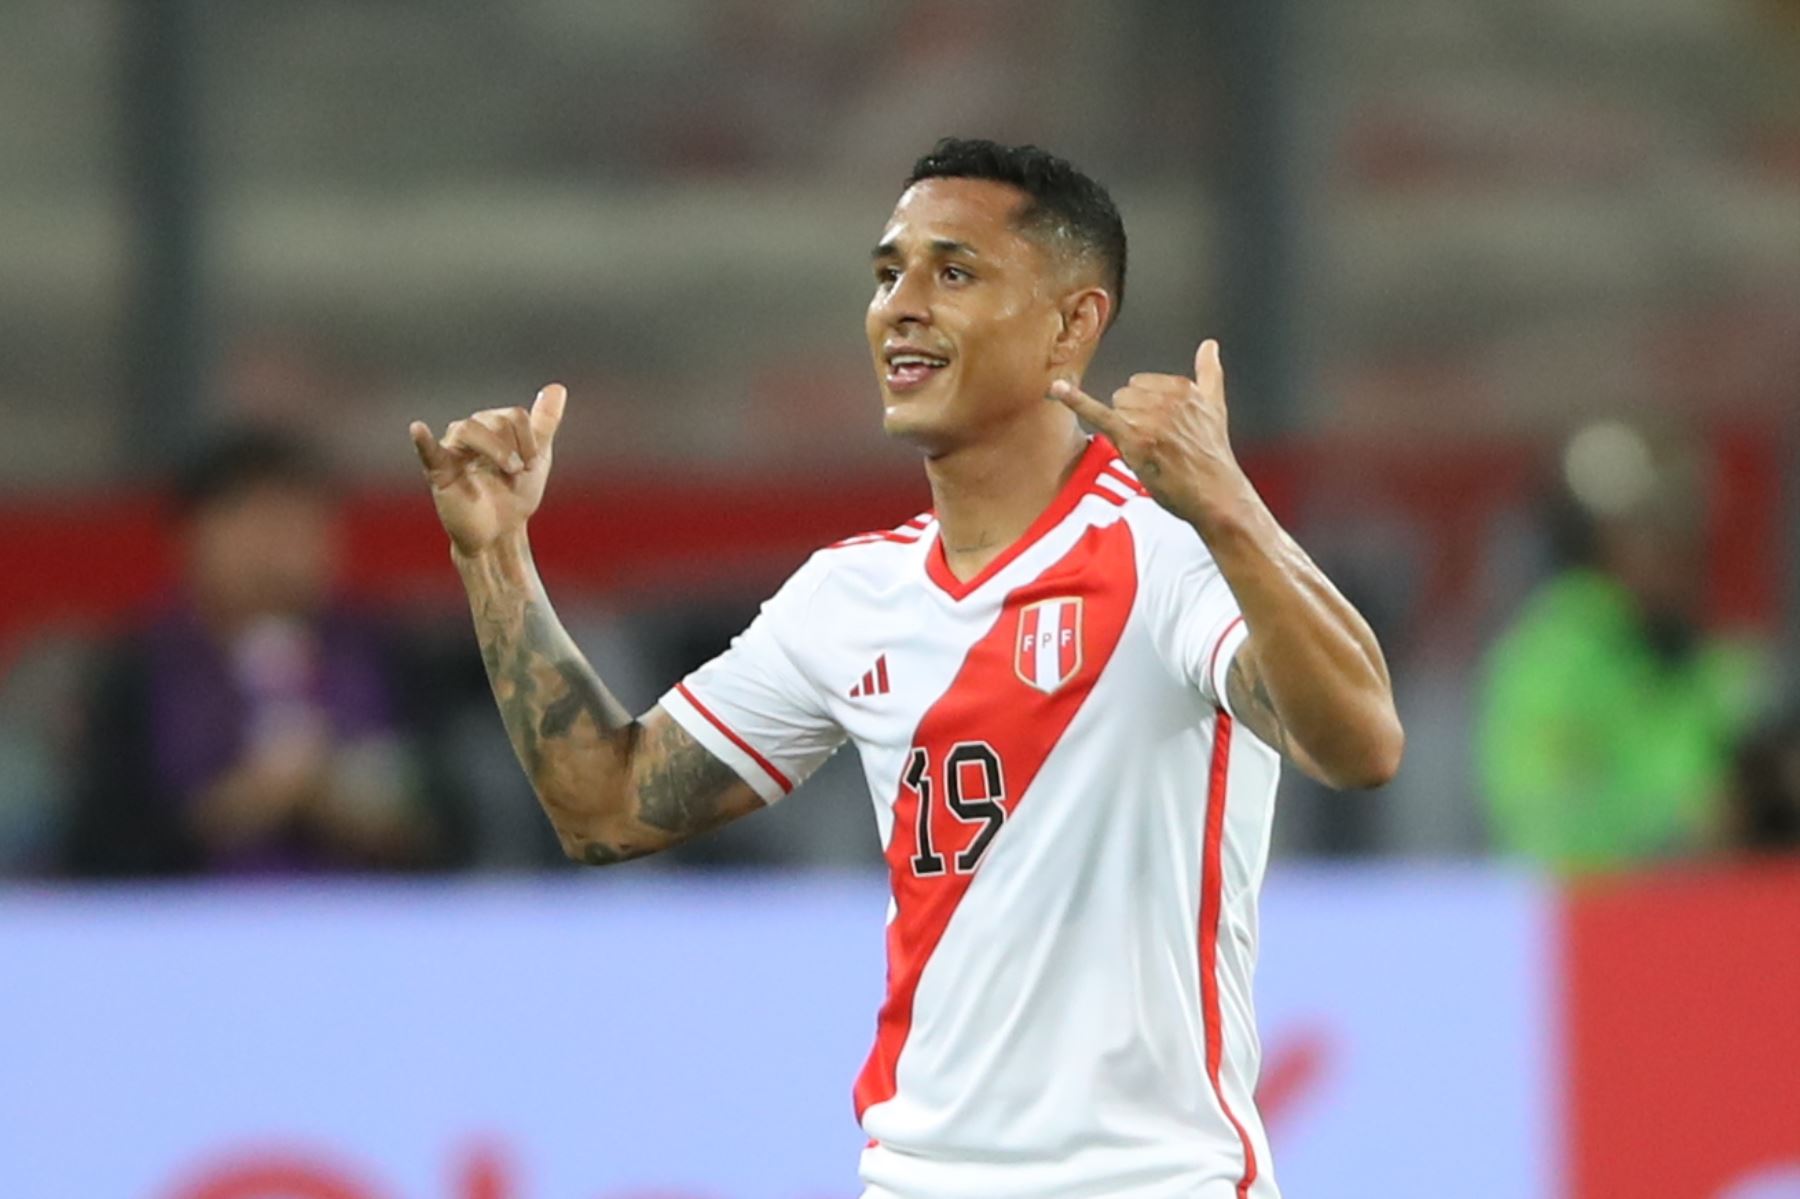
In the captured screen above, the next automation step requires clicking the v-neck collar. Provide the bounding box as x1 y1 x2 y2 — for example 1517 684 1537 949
924 436 1115 602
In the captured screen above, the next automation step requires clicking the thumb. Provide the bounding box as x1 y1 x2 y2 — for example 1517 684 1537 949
530 383 568 448
1049 379 1125 439
1194 338 1222 388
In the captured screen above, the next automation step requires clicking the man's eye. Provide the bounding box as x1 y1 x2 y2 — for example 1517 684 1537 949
943 266 971 283
875 266 900 285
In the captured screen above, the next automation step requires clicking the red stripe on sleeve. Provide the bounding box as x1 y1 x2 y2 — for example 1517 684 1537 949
853 520 1138 1123
673 682 794 793
1207 614 1247 702
1200 714 1260 1198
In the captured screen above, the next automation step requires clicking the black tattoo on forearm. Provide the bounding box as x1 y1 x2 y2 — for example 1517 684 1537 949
1226 652 1291 756
463 557 755 863
541 658 623 741
581 842 652 866
475 591 633 778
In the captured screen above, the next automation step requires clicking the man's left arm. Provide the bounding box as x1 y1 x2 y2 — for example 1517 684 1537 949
1052 339 1403 789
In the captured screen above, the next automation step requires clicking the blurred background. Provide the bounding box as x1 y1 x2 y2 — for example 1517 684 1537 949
1 1 1797 1196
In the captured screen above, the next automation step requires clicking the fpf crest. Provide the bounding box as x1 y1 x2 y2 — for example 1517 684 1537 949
1014 596 1084 694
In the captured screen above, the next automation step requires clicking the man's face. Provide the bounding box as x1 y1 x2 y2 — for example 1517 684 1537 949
187 482 338 625
1599 514 1705 624
866 177 1069 451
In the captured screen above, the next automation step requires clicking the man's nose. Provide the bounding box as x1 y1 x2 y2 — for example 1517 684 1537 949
876 268 931 327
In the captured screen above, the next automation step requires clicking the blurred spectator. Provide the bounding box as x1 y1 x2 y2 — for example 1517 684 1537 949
1722 707 1800 854
61 429 468 877
1476 420 1765 873
0 638 80 874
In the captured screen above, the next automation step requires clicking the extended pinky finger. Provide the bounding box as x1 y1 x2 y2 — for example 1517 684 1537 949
410 421 454 477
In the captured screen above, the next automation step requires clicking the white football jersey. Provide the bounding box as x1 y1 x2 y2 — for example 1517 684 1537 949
660 436 1282 1199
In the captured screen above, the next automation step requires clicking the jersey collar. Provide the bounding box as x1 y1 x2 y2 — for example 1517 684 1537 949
924 436 1117 602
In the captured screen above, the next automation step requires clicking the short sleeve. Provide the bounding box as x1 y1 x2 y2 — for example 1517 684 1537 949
1137 520 1249 714
658 557 846 804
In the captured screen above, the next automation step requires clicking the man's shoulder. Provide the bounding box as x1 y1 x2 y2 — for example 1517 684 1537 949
1096 477 1221 582
759 511 936 624
803 510 938 584
819 510 937 555
1499 571 1632 654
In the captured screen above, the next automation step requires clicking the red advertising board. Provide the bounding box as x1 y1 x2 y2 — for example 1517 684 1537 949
1564 863 1800 1199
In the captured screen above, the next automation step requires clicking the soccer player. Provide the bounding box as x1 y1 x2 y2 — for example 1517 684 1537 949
409 138 1402 1199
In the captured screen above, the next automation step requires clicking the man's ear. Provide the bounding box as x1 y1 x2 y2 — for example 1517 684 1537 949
1048 287 1111 368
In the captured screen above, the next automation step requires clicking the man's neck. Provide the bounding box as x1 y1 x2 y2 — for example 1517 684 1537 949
925 413 1090 584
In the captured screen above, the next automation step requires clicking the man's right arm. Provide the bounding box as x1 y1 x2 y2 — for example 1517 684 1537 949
412 386 762 865
457 531 762 865
457 532 759 860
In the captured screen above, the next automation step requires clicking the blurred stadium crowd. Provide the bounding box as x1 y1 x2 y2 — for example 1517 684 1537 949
1 0 1797 879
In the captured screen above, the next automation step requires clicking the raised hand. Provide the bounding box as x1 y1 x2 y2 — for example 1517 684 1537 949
410 384 566 555
1049 339 1248 530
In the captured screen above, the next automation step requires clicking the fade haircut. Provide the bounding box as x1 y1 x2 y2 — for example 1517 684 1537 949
905 137 1128 326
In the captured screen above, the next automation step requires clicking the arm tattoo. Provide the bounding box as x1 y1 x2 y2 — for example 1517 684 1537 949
465 553 755 861
467 563 644 860
580 842 651 866
475 591 633 779
1225 650 1292 757
633 716 750 836
541 658 620 742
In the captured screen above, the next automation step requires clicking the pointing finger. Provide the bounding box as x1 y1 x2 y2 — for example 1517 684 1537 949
530 383 567 448
1048 379 1126 439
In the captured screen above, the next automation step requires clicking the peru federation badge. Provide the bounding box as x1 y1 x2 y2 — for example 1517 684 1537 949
1014 596 1084 694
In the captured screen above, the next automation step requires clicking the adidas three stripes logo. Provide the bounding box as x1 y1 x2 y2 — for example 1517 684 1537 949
848 654 891 698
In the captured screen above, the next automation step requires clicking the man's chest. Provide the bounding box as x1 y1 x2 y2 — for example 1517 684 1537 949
809 538 1149 764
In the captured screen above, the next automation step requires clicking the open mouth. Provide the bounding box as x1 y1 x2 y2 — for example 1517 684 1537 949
885 352 950 392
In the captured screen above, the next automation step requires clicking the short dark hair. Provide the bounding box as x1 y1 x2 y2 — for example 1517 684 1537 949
172 426 326 517
906 137 1128 325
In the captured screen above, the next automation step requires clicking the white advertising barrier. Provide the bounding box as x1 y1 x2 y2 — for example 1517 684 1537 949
1 868 1554 1199
1251 868 1557 1199
2 877 888 1199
